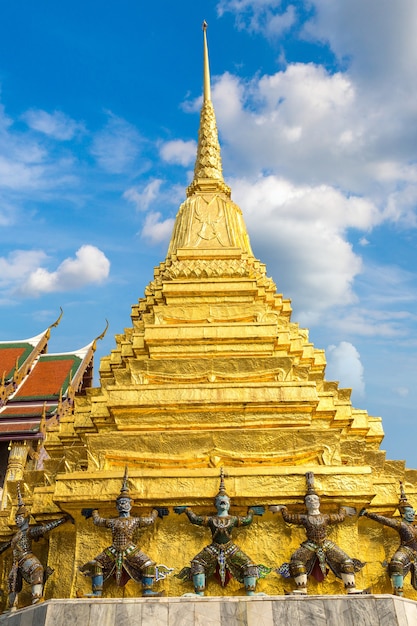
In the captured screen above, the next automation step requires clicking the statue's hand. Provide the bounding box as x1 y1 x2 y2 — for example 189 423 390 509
250 506 265 516
173 506 187 515
269 505 286 514
81 508 95 519
154 507 169 519
359 508 367 517
340 506 356 517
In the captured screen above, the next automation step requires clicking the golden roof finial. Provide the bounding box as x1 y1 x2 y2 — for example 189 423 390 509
92 319 109 351
186 21 231 197
46 307 64 341
39 403 47 436
13 355 20 383
50 307 64 330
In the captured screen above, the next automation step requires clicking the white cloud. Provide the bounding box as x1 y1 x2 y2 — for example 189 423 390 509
190 47 417 329
326 341 365 397
357 263 417 307
212 67 364 190
320 262 417 338
124 179 163 212
159 139 196 166
231 174 373 321
0 105 48 191
206 58 417 225
91 113 141 173
0 155 46 190
0 101 12 131
0 96 80 194
323 308 413 339
213 2 417 207
18 245 110 297
0 200 15 226
217 0 417 93
304 0 417 87
22 109 84 140
141 212 175 245
124 179 178 244
217 0 296 37
0 250 48 288
123 179 185 225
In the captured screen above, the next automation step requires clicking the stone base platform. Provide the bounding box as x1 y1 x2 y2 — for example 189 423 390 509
1 595 417 626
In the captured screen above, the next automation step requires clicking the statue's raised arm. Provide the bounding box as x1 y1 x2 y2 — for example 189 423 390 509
79 467 170 597
174 506 207 526
6 483 71 610
359 482 417 596
175 468 270 596
274 472 364 595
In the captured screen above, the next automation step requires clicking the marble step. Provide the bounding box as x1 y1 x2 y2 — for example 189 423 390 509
1 594 416 626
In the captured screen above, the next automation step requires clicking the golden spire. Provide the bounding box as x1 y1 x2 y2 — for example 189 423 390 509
165 21 254 259
203 20 211 103
186 21 231 197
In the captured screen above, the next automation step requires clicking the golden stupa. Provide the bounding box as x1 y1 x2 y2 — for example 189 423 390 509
1 24 416 606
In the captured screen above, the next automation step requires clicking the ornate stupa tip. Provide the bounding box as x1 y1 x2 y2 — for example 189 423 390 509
117 466 130 501
398 481 410 513
305 472 318 497
186 21 231 198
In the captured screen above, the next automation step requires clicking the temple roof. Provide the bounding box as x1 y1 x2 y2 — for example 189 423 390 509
0 331 49 388
0 314 105 442
8 350 86 402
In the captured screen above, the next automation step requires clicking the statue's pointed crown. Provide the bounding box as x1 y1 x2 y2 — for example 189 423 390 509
117 466 131 501
215 467 229 499
16 482 29 517
305 472 318 497
398 481 411 513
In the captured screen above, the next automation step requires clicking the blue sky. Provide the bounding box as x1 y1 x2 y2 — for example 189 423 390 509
1 1 417 467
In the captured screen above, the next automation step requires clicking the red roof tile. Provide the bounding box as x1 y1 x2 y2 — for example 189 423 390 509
0 420 40 433
0 346 31 379
0 405 56 418
12 356 80 401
